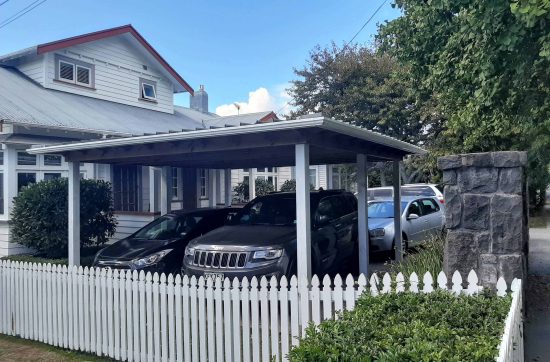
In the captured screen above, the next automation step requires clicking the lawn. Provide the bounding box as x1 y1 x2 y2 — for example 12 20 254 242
0 334 111 362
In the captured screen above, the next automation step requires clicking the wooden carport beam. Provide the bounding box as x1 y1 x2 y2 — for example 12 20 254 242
356 154 369 275
295 143 312 283
68 161 80 266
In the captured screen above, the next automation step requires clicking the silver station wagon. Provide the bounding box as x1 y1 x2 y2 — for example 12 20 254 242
368 196 445 257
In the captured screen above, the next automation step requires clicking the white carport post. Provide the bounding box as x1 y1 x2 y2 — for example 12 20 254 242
356 154 369 275
249 168 256 201
160 166 172 215
224 169 232 206
68 161 80 266
295 143 312 283
393 161 403 262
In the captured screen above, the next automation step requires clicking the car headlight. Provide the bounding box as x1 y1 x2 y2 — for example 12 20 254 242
252 248 283 260
184 246 196 256
131 249 172 268
369 228 385 237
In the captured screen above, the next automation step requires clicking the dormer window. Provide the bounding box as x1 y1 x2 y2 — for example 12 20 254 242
55 55 94 88
139 78 157 102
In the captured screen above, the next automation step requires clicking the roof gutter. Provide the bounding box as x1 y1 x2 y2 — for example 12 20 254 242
27 117 426 155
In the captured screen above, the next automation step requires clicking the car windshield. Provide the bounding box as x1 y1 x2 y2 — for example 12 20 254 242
234 197 297 226
368 201 408 218
133 214 203 240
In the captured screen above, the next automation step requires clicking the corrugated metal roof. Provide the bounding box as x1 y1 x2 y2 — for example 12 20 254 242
0 66 284 137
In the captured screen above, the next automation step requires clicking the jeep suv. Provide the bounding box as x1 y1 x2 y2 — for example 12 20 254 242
182 190 358 280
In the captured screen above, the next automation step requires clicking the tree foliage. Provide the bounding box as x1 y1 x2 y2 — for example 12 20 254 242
289 43 445 146
233 178 275 201
378 0 550 205
10 178 117 258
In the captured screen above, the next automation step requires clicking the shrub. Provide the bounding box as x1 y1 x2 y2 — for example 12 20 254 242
279 179 316 192
289 290 511 361
390 233 445 279
233 178 274 201
10 178 116 258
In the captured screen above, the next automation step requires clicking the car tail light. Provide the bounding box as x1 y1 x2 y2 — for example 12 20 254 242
439 198 445 204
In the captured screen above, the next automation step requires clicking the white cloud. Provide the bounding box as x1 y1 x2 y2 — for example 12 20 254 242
215 84 294 118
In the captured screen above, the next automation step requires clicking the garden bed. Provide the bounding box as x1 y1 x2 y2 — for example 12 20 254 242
289 290 513 361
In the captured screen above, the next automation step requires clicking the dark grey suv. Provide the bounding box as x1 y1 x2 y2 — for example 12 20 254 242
182 190 358 280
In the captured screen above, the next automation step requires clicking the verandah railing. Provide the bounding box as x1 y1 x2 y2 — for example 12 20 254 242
0 261 522 362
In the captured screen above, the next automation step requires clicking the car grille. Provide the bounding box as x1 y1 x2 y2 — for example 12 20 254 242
192 250 248 269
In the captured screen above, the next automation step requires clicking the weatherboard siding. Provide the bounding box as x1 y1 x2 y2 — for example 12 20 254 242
43 36 174 114
111 212 156 242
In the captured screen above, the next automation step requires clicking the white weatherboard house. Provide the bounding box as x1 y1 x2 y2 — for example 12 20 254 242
0 25 339 256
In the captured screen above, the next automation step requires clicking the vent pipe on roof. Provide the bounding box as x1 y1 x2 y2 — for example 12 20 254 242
190 84 209 113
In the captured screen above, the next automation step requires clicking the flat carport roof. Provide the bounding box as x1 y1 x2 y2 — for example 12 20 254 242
28 115 426 282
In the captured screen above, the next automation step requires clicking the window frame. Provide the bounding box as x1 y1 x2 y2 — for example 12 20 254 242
139 78 158 101
55 55 95 88
17 151 37 166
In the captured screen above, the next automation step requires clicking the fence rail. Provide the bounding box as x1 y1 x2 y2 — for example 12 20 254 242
0 261 521 362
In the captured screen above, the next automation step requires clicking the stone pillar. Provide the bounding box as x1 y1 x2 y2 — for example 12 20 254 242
438 151 528 287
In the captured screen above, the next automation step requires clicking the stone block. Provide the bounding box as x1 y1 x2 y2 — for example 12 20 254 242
438 155 461 170
444 230 478 277
491 194 524 253
457 167 498 193
442 170 457 185
497 254 526 282
479 254 498 287
461 152 494 167
462 194 490 230
493 151 528 168
498 167 523 194
475 232 491 253
444 186 462 229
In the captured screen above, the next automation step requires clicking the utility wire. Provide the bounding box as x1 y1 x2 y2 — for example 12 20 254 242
0 0 47 29
275 0 390 117
0 0 11 7
347 0 388 46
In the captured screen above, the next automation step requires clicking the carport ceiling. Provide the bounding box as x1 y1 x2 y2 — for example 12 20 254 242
28 117 426 168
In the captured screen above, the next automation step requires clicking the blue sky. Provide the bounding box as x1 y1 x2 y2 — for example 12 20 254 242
0 0 400 116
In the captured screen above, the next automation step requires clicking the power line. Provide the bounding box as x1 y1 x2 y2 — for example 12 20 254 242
347 0 388 46
0 0 47 29
0 0 11 7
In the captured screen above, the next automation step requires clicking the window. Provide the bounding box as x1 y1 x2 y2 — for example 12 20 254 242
139 78 157 101
407 201 423 217
17 152 36 166
44 154 62 166
420 199 440 215
309 167 318 189
172 167 178 199
0 173 3 214
44 173 62 181
56 55 94 88
0 151 4 166
113 165 141 212
199 169 208 198
18 173 36 192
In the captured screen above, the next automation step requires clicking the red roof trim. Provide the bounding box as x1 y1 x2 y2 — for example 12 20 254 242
258 111 279 123
36 25 194 95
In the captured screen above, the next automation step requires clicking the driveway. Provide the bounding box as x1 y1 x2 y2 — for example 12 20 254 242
525 204 550 362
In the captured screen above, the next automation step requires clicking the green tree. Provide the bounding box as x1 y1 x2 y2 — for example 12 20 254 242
233 178 275 201
289 43 445 146
378 0 550 206
10 178 117 258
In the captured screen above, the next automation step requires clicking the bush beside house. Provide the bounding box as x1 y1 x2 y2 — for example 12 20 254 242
233 178 274 201
10 178 116 258
289 290 511 361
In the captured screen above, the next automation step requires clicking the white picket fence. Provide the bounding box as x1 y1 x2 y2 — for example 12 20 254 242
0 260 522 362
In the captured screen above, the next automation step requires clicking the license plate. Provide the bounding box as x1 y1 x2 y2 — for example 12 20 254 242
204 272 224 280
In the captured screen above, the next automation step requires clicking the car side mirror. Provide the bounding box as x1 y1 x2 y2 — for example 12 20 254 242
407 213 419 220
315 214 330 228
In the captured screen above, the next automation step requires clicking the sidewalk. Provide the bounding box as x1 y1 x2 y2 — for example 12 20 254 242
525 203 550 362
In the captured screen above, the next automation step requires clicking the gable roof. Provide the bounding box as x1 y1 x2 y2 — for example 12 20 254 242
0 25 194 94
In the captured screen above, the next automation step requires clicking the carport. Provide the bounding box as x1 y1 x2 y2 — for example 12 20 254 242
28 115 425 281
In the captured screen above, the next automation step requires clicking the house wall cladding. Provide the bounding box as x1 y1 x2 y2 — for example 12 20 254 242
438 151 528 288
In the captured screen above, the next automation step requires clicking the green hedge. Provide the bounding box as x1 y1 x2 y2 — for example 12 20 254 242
10 178 116 258
289 290 511 362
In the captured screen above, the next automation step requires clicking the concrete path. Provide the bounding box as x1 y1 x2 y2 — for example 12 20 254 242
525 204 550 362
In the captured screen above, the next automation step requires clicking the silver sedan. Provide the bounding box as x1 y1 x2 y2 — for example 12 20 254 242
367 196 445 257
